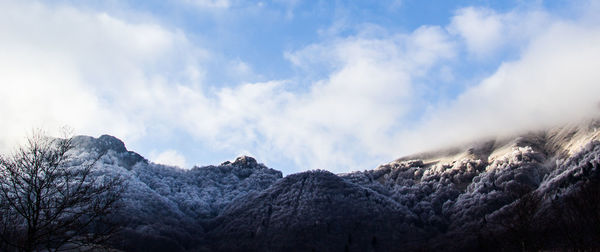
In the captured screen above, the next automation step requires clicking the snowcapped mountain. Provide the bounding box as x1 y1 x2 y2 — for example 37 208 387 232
70 119 600 251
68 135 282 251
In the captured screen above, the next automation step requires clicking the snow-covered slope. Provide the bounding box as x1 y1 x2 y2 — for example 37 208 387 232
68 119 600 251
338 120 600 251
203 120 600 251
68 135 282 251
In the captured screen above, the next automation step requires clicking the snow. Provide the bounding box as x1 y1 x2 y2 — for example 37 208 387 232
62 120 600 251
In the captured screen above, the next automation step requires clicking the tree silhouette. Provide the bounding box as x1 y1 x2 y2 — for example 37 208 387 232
0 131 125 251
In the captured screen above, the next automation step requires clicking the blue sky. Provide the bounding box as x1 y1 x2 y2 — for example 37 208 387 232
1 0 600 174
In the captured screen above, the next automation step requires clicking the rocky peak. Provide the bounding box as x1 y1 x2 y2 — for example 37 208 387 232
220 155 261 169
72 134 127 154
231 155 258 168
71 134 146 169
97 134 128 153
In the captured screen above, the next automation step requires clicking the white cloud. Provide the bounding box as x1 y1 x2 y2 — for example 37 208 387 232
448 7 503 56
2 0 600 175
151 149 188 168
397 10 600 154
448 7 548 58
182 0 231 9
0 0 205 152
187 27 456 171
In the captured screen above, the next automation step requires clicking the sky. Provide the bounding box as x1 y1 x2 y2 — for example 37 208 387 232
1 0 600 175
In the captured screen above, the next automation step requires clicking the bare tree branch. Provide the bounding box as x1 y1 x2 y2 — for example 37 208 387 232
0 130 126 252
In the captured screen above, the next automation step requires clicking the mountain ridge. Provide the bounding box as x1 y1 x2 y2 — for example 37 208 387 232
63 118 600 251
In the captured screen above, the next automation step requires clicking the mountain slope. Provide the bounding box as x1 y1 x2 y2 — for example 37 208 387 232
340 120 600 250
207 170 421 251
63 119 600 251
68 135 282 251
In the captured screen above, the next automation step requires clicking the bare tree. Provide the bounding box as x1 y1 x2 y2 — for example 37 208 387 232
0 131 125 252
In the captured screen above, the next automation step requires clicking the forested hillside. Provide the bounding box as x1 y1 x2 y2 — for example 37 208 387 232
49 121 600 251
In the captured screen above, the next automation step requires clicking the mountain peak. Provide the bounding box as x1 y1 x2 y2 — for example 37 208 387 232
97 134 127 153
232 155 257 167
72 134 127 154
220 155 259 168
71 134 146 169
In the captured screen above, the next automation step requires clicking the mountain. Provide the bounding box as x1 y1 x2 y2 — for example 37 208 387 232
68 119 600 251
69 135 282 251
207 170 421 251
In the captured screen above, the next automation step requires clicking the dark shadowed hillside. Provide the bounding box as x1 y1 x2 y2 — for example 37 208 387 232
207 170 421 251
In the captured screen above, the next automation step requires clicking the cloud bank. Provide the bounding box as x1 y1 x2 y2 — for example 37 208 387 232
1 0 599 173
150 149 188 168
